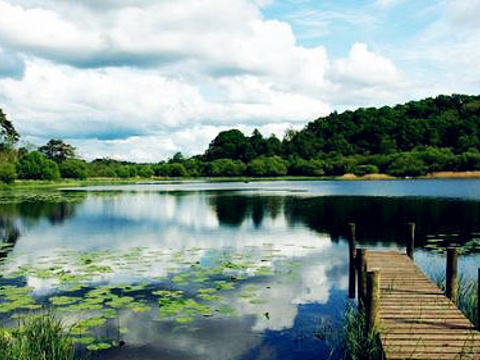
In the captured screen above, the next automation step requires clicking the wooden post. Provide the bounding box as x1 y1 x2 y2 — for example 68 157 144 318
348 223 357 299
477 268 480 330
406 222 415 260
366 269 380 333
446 248 458 303
357 248 367 304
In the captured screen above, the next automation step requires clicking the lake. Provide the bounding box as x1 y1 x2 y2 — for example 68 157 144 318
1 179 480 359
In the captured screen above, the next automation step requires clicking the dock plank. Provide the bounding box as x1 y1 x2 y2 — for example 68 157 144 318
366 251 480 360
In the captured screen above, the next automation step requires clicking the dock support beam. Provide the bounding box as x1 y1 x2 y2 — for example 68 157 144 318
446 248 458 303
348 223 357 299
406 222 415 260
366 269 380 333
357 248 367 304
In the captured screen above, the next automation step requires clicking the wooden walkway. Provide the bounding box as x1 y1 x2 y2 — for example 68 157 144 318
367 251 480 360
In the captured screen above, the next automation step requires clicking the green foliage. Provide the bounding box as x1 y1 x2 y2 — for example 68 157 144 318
205 129 254 162
0 109 19 146
59 159 88 179
352 164 379 176
0 162 17 184
206 159 246 177
0 313 75 360
340 303 384 360
137 165 154 178
38 139 76 162
16 152 60 180
287 157 325 176
247 156 288 177
386 155 427 177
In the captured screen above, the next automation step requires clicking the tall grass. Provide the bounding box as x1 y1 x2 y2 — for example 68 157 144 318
432 272 478 327
337 302 385 360
0 313 75 360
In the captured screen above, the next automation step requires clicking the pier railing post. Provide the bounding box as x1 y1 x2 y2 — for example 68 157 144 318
446 248 458 303
357 248 367 305
348 223 357 299
406 222 415 260
366 269 380 333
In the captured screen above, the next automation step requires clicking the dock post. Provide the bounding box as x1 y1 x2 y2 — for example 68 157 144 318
446 248 459 303
478 268 480 330
348 223 357 299
406 222 415 260
357 248 367 304
366 269 380 333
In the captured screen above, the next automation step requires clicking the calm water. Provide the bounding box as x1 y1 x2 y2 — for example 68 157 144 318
1 179 480 359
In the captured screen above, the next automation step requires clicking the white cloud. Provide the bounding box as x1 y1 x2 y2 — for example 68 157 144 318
0 0 424 160
332 42 401 86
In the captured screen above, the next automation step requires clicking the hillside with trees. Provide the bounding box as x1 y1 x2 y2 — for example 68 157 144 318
1 94 480 183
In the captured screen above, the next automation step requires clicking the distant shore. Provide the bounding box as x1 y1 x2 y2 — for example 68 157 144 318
3 171 480 192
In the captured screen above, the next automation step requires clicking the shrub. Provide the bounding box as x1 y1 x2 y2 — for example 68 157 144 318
247 156 288 177
0 162 17 184
137 165 154 178
207 159 246 177
352 165 379 177
16 152 60 180
386 155 426 177
59 159 88 179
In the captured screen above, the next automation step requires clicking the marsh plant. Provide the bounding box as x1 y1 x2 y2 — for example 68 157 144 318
0 312 75 360
338 302 384 360
432 272 478 327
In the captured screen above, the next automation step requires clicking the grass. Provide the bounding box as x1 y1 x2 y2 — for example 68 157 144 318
329 302 384 360
432 272 478 327
0 313 75 360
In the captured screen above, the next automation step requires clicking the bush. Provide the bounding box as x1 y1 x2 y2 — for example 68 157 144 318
115 166 131 178
386 155 427 177
288 158 325 176
351 165 379 176
169 163 188 177
247 156 287 177
59 159 88 179
207 159 246 177
137 165 154 178
0 162 17 184
16 152 60 180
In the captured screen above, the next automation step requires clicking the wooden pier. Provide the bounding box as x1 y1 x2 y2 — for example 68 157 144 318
347 223 480 359
367 250 480 359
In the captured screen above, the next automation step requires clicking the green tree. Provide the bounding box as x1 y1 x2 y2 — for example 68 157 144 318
39 139 76 162
0 162 17 184
0 109 19 146
16 152 60 180
59 159 88 179
247 156 287 177
206 159 246 177
205 129 254 162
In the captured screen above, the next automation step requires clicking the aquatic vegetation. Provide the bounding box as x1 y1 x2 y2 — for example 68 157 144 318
0 313 75 360
0 244 304 354
337 302 384 360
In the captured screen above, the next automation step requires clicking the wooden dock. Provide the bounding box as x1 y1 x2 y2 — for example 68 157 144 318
366 250 480 360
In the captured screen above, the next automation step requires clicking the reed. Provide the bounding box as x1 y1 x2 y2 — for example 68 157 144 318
339 302 384 360
432 272 478 327
0 313 75 360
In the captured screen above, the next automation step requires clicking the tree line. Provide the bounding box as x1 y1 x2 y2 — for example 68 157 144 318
1 94 480 183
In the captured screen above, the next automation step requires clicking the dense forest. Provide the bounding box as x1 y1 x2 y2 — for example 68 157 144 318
1 94 480 183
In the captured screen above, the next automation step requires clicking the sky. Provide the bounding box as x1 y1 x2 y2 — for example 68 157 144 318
0 0 479 162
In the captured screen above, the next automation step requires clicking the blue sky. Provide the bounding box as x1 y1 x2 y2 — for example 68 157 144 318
0 0 479 161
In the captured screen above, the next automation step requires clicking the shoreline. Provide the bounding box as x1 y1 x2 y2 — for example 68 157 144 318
2 171 480 191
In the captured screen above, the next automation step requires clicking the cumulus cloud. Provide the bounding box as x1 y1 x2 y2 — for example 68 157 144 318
0 0 413 160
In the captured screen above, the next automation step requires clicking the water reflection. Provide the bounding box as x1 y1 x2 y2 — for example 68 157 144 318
2 182 480 360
